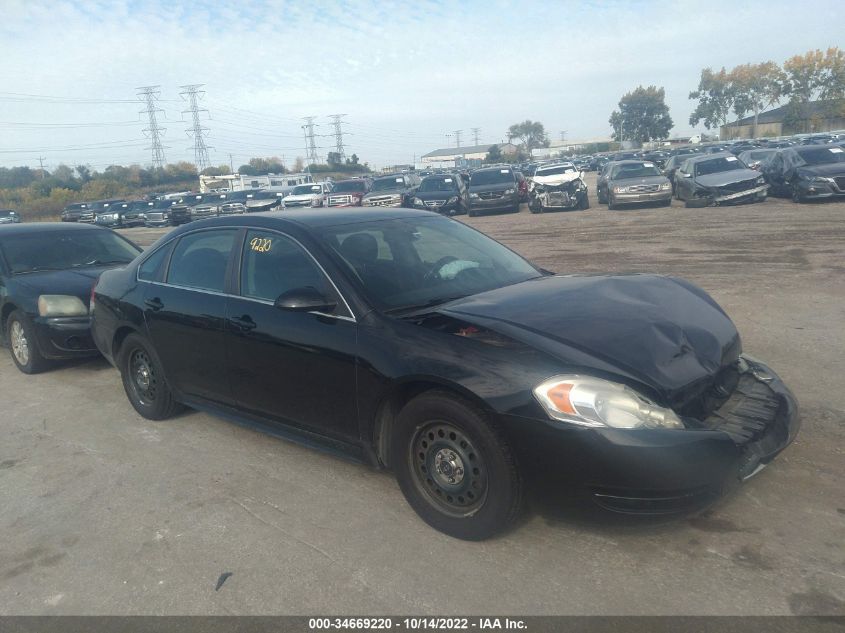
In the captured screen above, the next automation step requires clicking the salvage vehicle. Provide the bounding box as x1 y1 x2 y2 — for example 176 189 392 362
60 202 91 222
759 145 845 202
737 149 778 171
283 183 333 208
143 199 176 227
528 163 589 213
662 152 698 194
95 200 150 228
674 153 768 208
467 167 519 216
602 161 672 210
362 174 420 208
0 223 141 374
244 190 284 213
325 178 372 208
90 209 800 539
513 171 529 202
79 199 125 223
412 174 469 215
0 209 21 224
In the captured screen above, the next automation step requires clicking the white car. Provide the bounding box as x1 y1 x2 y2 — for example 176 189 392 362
282 183 333 208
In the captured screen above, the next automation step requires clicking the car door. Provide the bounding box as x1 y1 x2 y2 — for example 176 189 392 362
763 153 787 194
142 228 238 404
225 228 358 441
675 160 693 199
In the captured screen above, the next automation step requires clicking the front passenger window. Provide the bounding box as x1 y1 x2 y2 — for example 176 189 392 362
167 229 237 292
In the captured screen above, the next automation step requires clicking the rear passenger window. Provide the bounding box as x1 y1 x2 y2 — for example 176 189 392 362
240 230 331 303
167 230 237 292
138 243 172 282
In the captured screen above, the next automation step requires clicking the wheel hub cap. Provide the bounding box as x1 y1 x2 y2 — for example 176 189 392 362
10 321 29 365
434 449 465 485
135 364 151 391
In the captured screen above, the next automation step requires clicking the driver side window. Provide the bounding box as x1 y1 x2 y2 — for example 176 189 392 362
240 230 334 303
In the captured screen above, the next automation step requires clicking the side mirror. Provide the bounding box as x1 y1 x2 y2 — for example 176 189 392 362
274 287 336 313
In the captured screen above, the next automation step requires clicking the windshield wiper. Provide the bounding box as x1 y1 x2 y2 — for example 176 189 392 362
72 259 131 268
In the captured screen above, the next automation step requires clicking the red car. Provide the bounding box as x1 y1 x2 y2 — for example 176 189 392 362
325 178 372 207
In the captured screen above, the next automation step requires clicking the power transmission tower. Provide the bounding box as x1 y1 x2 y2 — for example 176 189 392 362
137 85 167 168
302 116 319 164
179 84 212 171
471 127 481 146
328 114 347 161
560 130 567 142
452 129 463 148
38 156 46 178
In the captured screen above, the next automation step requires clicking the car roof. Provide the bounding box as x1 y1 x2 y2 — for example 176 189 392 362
610 160 652 166
0 222 110 236
683 152 735 163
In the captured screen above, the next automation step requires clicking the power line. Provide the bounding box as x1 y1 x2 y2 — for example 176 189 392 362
328 114 347 161
137 85 168 168
301 116 319 164
180 84 212 171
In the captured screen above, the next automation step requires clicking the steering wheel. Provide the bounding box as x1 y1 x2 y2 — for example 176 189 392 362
423 256 459 282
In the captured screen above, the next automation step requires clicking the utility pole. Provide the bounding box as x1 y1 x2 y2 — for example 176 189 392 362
179 84 212 171
38 156 46 178
471 127 480 146
301 116 319 164
229 153 234 172
451 129 462 148
137 85 167 168
328 114 347 161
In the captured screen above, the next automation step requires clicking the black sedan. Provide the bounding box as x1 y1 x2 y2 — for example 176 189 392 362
0 224 141 373
91 209 799 540
760 145 845 202
411 174 469 215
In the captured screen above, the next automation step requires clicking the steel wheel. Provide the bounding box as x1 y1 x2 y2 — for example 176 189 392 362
128 348 158 407
409 421 488 518
9 320 29 366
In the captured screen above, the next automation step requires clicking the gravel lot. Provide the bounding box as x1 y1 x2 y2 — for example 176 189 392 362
1 173 843 615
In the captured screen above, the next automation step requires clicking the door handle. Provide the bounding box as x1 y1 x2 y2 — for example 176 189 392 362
230 315 257 332
144 297 164 311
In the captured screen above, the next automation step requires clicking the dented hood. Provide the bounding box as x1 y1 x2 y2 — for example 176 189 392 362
438 274 741 399
532 172 582 186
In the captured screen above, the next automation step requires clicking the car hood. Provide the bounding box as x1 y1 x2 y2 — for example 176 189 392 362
695 169 760 188
468 183 514 193
364 189 403 197
284 193 319 201
416 191 458 201
532 172 581 186
14 266 121 303
797 163 845 178
437 274 741 401
610 175 669 186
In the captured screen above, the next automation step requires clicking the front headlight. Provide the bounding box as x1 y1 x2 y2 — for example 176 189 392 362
504 188 515 195
756 176 766 185
811 176 832 183
447 196 458 204
413 197 424 206
613 186 628 193
660 182 671 190
38 295 88 317
533 375 684 429
470 193 480 199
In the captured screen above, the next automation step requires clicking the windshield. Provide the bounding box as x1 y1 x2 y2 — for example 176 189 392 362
319 216 541 312
418 177 458 193
470 170 513 186
291 185 322 195
536 165 577 177
610 163 662 179
371 177 405 192
0 230 141 274
152 199 174 209
694 156 745 176
794 147 845 165
745 151 776 161
0 210 16 217
332 180 368 193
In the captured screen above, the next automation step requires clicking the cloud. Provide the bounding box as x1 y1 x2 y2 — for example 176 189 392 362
1 0 843 168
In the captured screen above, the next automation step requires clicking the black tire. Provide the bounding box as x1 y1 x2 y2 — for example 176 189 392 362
597 189 606 204
791 186 804 203
607 195 618 211
118 333 183 420
6 310 50 374
511 203 520 213
468 208 478 217
391 391 522 540
579 193 590 210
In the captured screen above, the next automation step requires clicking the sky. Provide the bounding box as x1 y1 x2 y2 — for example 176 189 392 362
1 0 844 171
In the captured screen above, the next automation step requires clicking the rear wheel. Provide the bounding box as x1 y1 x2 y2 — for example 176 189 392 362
6 310 49 374
578 192 590 210
118 333 183 420
391 391 522 540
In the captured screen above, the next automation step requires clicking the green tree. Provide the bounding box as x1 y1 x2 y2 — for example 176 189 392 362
346 153 359 166
689 68 736 133
507 120 549 152
731 62 786 137
609 85 673 143
485 144 503 163
783 49 826 102
327 152 343 166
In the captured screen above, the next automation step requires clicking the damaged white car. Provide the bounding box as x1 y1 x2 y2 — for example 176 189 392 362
529 163 590 213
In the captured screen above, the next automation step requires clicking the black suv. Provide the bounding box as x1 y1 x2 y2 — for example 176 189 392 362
467 167 519 216
60 202 91 222
411 174 469 215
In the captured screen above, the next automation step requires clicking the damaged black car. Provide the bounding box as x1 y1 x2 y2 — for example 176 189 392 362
90 209 799 540
760 145 845 202
675 153 768 208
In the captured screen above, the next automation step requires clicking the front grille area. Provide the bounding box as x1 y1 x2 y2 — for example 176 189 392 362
627 184 660 193
478 191 504 200
327 195 354 206
699 372 781 444
146 212 165 222
365 195 401 206
424 200 446 207
285 199 312 207
720 178 758 194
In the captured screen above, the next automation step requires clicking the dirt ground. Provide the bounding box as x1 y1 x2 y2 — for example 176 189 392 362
1 173 843 615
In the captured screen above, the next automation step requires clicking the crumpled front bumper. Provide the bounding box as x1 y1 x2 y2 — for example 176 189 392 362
500 358 800 515
711 184 768 204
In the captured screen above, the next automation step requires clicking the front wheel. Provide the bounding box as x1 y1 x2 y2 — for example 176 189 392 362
391 391 523 540
118 333 183 420
791 186 804 203
6 310 49 374
578 192 590 210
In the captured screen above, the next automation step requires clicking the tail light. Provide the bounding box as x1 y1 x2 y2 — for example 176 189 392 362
89 283 97 314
